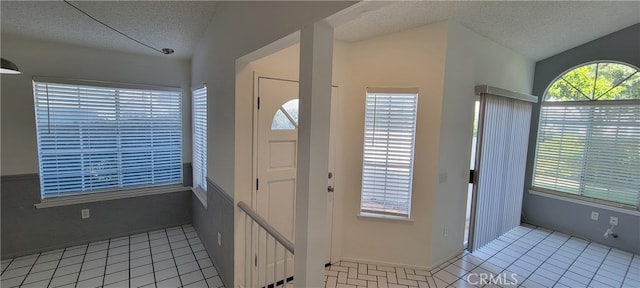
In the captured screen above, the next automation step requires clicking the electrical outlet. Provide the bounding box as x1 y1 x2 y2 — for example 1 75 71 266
591 212 599 220
217 232 222 246
443 225 448 237
81 209 90 219
610 216 618 226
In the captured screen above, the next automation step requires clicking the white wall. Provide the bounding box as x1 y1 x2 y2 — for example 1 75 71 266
335 21 534 269
337 23 449 269
189 2 356 285
0 35 192 176
429 21 534 265
190 1 355 195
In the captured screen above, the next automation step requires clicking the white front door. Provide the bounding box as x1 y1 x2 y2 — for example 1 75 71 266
257 77 299 244
255 77 336 282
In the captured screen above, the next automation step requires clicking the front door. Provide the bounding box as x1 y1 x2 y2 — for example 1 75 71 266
255 76 337 284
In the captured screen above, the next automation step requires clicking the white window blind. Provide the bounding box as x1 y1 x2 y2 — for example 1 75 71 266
361 89 418 217
533 101 640 208
192 86 207 194
33 80 183 199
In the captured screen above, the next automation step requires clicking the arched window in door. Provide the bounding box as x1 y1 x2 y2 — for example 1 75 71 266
271 99 299 130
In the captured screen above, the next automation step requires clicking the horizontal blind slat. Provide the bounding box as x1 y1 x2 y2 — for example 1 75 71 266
192 87 207 191
361 91 418 216
34 81 183 198
533 103 640 207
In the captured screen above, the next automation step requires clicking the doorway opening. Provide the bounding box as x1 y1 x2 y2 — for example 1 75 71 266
464 100 480 247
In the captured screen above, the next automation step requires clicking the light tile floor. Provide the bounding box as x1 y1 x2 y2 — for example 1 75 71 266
0 224 224 288
324 225 639 288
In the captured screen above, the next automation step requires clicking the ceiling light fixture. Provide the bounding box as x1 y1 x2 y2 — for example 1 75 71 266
1 58 21 74
63 0 174 55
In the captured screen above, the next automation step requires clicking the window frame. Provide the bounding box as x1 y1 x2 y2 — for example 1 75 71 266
32 77 184 206
531 61 640 211
192 85 208 207
359 87 419 218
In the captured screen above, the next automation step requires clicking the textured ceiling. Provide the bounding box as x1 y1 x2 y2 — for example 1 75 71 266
1 1 218 59
335 1 640 61
1 1 638 61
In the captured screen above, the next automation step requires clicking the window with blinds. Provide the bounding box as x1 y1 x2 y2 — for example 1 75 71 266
360 88 419 217
33 79 183 199
192 86 207 201
532 62 640 209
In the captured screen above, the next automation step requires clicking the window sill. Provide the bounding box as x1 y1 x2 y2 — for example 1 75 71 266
528 189 640 216
192 187 208 208
358 212 414 223
35 184 190 209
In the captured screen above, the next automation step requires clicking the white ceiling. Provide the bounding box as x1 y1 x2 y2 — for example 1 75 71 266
0 1 218 59
334 1 640 61
1 1 638 61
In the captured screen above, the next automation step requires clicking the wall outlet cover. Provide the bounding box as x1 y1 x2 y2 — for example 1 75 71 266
610 216 618 226
81 209 90 219
217 232 222 246
591 212 599 221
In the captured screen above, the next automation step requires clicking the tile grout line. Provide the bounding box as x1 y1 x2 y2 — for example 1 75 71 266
469 228 538 288
72 246 88 288
45 247 67 288
18 252 42 287
514 230 571 287
617 251 634 286
1 258 15 275
146 231 158 287
165 228 184 287
451 227 544 287
544 235 590 287
621 254 638 286
180 225 210 288
442 227 539 287
1 226 228 288
99 237 112 287
584 246 612 288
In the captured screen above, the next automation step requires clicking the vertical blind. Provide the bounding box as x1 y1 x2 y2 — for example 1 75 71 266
533 101 640 208
33 80 183 198
361 89 418 217
192 86 207 192
470 94 532 251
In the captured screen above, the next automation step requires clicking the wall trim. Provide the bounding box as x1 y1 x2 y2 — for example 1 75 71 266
207 177 234 204
528 190 640 216
0 173 38 182
35 185 191 208
339 257 430 272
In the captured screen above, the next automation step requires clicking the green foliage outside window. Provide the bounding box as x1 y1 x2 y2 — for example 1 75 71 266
545 62 639 101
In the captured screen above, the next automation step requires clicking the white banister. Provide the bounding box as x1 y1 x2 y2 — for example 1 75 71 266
238 201 294 287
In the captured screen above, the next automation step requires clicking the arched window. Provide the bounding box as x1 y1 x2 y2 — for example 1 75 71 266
271 99 299 130
532 61 640 209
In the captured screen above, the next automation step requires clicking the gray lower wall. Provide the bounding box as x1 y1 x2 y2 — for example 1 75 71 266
193 178 234 288
1 164 194 259
523 23 640 254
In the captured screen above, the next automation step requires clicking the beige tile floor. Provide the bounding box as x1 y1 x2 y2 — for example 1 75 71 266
324 225 639 288
0 225 224 288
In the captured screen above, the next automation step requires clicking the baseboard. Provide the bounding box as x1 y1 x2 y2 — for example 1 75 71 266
338 256 430 271
427 250 466 270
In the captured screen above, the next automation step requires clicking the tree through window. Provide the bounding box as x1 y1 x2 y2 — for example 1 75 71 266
533 61 640 209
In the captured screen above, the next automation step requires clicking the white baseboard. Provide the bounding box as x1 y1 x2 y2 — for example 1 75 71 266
338 250 465 272
338 257 430 271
